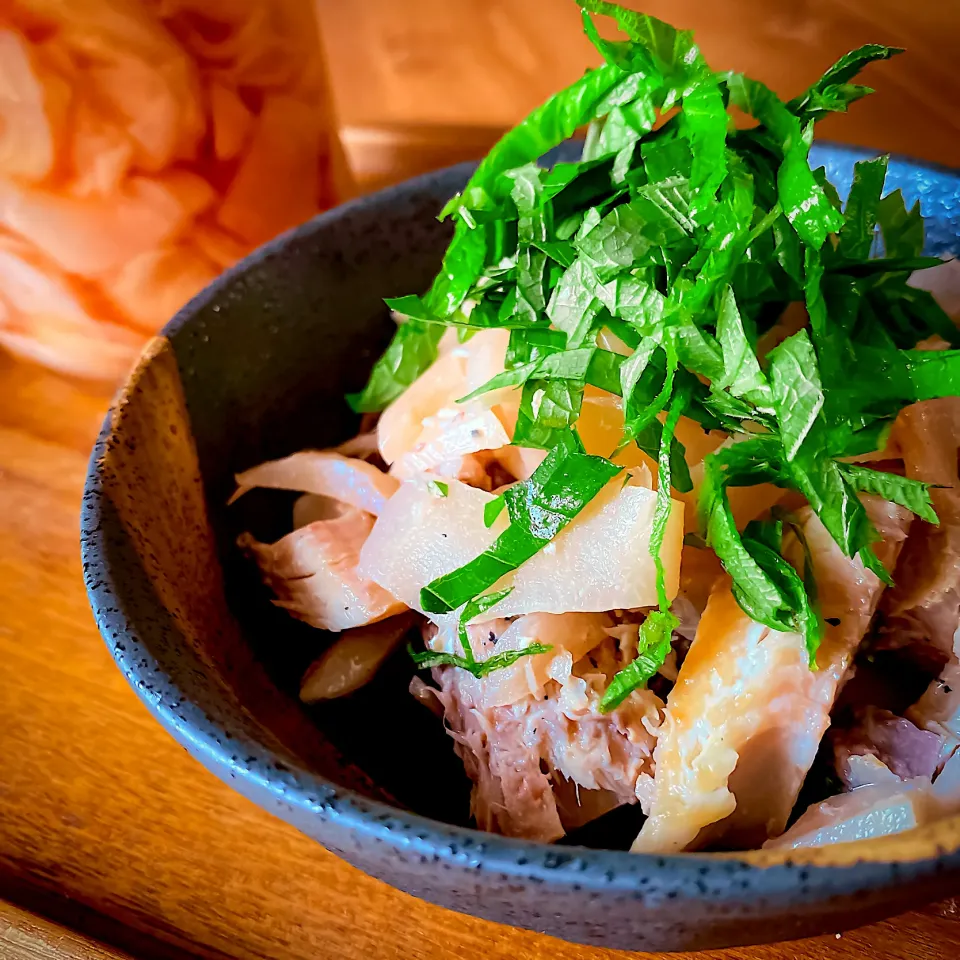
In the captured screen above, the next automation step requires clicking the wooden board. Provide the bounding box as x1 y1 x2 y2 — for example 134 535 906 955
317 0 960 190
2 1 960 956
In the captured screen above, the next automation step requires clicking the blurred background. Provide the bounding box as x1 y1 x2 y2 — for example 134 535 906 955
0 0 957 386
2 3 960 959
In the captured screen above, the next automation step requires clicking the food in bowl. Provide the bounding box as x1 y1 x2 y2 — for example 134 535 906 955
231 0 960 854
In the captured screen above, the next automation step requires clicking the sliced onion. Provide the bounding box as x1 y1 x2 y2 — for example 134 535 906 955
230 450 398 516
300 612 418 702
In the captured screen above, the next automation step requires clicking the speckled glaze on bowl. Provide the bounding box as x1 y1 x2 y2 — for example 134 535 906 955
82 142 960 953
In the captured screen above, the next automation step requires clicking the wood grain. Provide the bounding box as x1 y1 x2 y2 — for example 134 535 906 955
0 902 133 960
2 1 960 957
316 0 960 190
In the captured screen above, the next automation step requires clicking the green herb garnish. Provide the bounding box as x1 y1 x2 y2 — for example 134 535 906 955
483 494 507 528
409 587 554 677
599 377 690 710
347 320 443 413
419 431 621 614
408 642 554 678
354 0 958 688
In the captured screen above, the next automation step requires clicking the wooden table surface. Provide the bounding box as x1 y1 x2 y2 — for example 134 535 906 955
2 2 960 958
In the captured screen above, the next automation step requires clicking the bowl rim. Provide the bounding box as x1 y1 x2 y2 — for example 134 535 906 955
81 143 960 904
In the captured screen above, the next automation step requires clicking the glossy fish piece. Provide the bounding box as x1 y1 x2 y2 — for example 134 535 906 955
428 634 663 843
633 498 911 853
880 397 960 665
908 623 960 771
239 506 405 632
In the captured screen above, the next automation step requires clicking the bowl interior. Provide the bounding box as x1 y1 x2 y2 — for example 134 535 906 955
87 142 960 852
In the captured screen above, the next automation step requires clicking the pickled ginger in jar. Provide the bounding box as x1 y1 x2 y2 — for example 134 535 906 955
0 0 346 381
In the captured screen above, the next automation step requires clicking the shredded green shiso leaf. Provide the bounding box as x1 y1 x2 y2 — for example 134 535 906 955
354 0 956 700
408 587 556 678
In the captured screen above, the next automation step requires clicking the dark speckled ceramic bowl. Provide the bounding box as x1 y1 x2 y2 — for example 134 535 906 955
82 143 960 953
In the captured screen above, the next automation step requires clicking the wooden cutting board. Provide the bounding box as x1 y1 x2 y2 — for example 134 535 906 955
2 1 960 957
